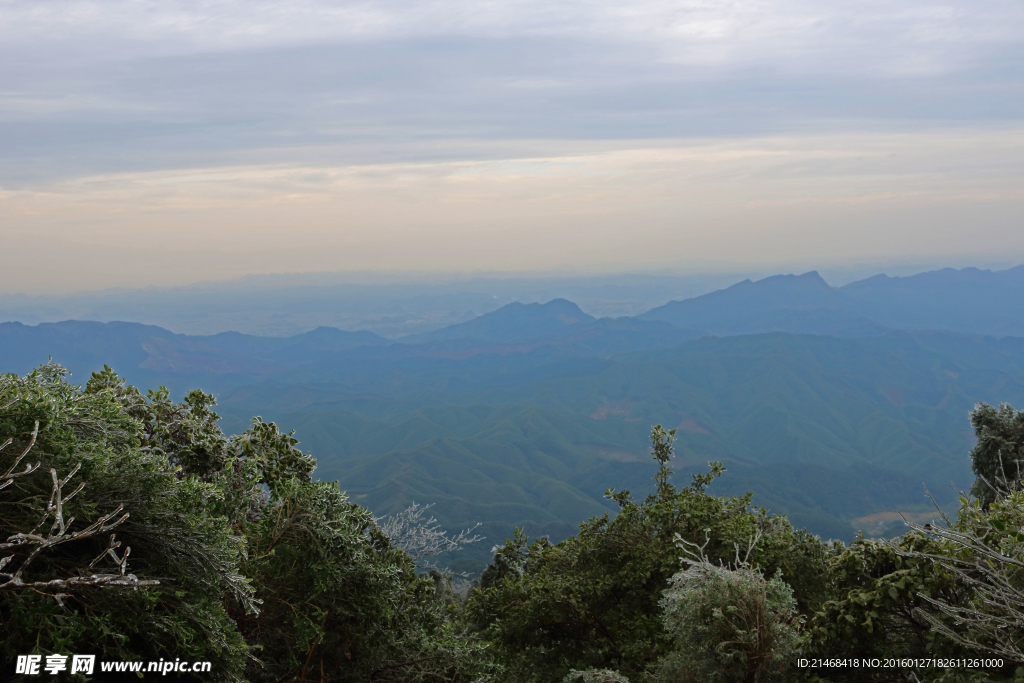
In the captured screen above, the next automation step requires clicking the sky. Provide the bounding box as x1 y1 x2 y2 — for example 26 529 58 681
1 0 1023 294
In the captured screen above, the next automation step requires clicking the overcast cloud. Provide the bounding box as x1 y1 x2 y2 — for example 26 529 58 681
1 0 1023 291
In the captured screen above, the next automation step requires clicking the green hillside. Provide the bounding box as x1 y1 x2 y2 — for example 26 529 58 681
207 332 1024 572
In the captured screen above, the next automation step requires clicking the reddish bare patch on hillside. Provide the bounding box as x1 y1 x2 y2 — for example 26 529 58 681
878 385 905 407
677 418 715 436
589 399 635 420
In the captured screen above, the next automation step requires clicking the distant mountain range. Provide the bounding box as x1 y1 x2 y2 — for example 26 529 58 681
0 272 757 337
4 265 1024 573
641 266 1024 337
0 320 389 377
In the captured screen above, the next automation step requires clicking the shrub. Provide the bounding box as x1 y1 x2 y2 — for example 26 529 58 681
654 561 801 683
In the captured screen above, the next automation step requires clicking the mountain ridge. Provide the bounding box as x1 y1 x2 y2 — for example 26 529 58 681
639 265 1024 338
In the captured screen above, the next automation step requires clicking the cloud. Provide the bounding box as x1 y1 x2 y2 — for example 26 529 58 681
3 1 1020 63
1 0 1022 184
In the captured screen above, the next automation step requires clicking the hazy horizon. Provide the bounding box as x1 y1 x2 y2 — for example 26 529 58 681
3 256 1023 298
3 260 1023 338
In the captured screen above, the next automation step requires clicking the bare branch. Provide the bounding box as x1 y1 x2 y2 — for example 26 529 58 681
891 496 1024 663
1 429 158 599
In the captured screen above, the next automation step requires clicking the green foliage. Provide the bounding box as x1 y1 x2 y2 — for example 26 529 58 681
969 402 1024 506
655 563 801 683
1 364 251 678
239 477 487 681
802 492 1024 682
803 528 982 683
470 426 833 683
86 366 230 480
798 421 1024 681
231 416 316 488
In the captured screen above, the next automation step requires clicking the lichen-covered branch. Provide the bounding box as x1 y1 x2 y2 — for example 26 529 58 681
0 420 40 492
895 492 1024 663
0 420 158 601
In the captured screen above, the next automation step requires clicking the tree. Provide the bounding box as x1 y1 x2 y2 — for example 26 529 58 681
238 477 489 682
802 530 970 682
655 556 802 682
470 426 832 683
968 402 1024 507
892 491 1024 676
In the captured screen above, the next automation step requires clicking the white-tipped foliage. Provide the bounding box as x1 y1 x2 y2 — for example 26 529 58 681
377 501 483 571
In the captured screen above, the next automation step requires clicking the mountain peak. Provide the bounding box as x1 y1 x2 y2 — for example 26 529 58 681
481 298 593 322
636 271 883 336
536 298 590 322
754 270 830 288
411 298 596 344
